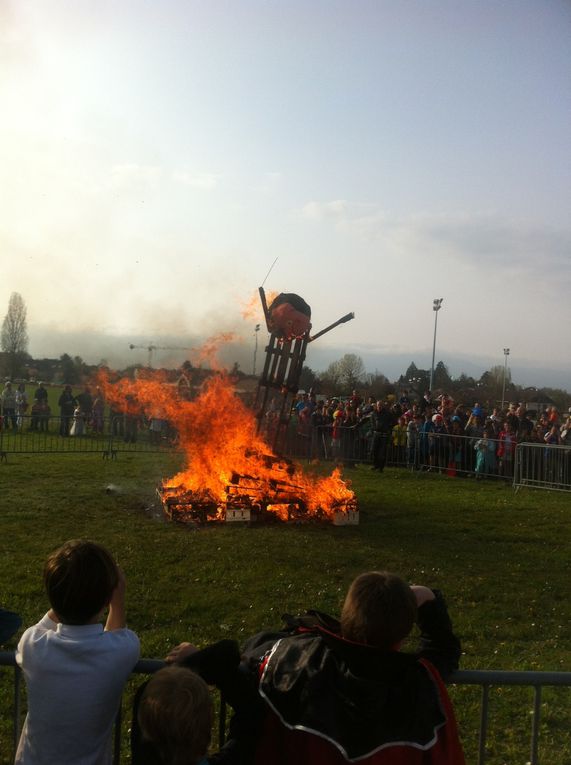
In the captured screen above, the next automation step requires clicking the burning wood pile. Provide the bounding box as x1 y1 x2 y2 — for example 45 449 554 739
157 450 358 526
100 290 358 526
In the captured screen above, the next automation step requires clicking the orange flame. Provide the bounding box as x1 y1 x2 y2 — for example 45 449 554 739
98 369 355 521
240 290 278 322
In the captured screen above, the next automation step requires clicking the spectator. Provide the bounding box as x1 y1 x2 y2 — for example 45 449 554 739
497 421 517 478
370 401 395 472
15 540 140 764
135 667 212 765
398 389 411 410
310 401 327 460
447 416 465 476
69 404 86 437
76 385 94 422
38 400 51 432
110 402 125 437
430 414 447 472
243 571 464 764
132 653 262 765
29 399 42 431
391 416 407 465
406 413 422 468
330 403 344 460
474 427 497 479
16 383 29 429
418 411 435 469
1 381 18 431
92 388 105 434
124 394 140 443
58 384 76 436
34 381 49 404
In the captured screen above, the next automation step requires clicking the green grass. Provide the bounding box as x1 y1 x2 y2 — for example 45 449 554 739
1 454 570 764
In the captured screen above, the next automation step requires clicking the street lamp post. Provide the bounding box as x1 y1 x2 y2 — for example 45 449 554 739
429 299 444 393
253 324 261 376
501 348 510 411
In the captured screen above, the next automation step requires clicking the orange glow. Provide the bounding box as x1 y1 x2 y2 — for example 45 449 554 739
240 290 278 322
98 368 356 522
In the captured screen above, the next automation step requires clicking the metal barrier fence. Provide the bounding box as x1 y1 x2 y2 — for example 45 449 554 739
283 426 571 489
0 416 177 456
283 426 512 479
514 442 571 492
2 416 570 493
1 651 569 765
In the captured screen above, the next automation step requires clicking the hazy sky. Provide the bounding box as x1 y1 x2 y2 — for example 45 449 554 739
1 1 570 386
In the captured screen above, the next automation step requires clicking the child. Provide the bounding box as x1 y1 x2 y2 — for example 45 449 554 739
137 667 212 765
243 571 465 764
132 640 264 765
474 427 497 479
15 540 140 764
497 421 517 477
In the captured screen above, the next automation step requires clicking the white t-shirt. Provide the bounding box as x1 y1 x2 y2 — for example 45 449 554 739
15 612 140 765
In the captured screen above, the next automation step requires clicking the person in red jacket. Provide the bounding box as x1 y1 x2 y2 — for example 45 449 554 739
245 571 465 765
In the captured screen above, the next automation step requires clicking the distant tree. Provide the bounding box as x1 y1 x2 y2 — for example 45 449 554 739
1 292 29 378
400 362 429 399
433 360 452 391
336 353 366 393
487 365 511 389
319 360 342 393
298 365 317 392
456 373 476 388
60 353 80 384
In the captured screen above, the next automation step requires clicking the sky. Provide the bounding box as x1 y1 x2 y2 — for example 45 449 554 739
1 0 570 389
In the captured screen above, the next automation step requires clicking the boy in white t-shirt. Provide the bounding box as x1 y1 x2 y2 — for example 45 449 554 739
16 540 140 765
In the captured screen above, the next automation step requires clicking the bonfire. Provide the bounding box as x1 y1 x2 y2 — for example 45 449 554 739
99 370 358 525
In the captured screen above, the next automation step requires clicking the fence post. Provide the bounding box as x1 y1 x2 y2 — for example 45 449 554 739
478 684 489 765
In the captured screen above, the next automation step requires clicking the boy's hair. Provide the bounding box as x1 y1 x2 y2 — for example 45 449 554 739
340 571 417 649
138 666 212 765
44 540 118 625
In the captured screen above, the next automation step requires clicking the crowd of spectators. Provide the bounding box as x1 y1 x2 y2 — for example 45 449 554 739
0 381 175 444
291 389 571 481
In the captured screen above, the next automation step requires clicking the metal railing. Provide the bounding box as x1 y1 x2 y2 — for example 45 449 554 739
1 651 570 764
0 416 178 456
283 426 510 478
283 425 571 490
514 442 571 492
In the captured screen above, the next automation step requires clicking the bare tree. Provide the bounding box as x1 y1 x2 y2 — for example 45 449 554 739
1 292 29 378
336 353 366 394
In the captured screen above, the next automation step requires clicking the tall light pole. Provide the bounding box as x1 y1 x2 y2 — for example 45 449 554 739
253 324 261 376
501 348 510 410
429 298 443 393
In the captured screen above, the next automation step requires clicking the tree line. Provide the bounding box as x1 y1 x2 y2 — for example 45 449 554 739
298 354 569 413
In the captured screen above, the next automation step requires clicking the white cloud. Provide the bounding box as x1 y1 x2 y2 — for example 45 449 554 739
110 164 162 188
173 171 222 190
301 199 348 221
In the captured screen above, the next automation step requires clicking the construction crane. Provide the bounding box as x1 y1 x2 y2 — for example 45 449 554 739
128 343 193 368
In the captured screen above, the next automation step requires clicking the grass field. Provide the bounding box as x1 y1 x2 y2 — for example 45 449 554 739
1 451 570 764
